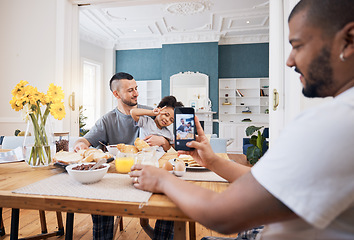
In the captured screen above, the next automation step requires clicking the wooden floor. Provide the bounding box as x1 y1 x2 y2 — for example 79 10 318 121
1 208 238 240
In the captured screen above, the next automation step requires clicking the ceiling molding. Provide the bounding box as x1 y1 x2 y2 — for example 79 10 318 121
78 0 270 50
219 34 269 45
165 1 213 15
80 28 116 49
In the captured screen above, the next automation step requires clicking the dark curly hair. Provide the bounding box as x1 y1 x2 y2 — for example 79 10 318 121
157 96 184 109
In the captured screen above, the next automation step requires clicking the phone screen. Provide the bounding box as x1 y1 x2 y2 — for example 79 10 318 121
174 107 195 151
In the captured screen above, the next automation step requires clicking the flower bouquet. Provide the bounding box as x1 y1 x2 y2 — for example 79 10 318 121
10 81 66 166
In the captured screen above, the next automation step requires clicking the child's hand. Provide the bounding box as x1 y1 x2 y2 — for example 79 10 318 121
152 106 167 116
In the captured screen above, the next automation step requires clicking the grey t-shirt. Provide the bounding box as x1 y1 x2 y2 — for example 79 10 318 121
84 104 152 147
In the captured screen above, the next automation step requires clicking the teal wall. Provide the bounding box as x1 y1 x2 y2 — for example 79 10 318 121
219 43 269 78
115 42 269 134
116 48 161 80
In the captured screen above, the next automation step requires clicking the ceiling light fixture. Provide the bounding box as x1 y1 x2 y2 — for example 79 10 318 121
246 21 250 24
166 1 213 15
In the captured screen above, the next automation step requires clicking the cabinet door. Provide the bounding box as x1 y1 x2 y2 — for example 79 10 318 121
219 123 238 153
220 123 269 154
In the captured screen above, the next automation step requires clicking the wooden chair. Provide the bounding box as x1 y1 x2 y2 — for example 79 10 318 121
1 208 64 239
0 208 5 237
1 138 66 239
113 216 124 239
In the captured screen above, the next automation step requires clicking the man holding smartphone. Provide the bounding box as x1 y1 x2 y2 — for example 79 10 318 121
129 0 354 239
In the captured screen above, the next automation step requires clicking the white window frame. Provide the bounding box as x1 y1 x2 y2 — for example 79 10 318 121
81 59 102 129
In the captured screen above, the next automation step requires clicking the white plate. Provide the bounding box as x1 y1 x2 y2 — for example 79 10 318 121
169 158 208 170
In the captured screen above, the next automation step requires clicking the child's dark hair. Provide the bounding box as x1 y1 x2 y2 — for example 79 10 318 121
157 96 184 109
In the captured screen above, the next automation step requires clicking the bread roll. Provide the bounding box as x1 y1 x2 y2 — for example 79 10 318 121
53 151 84 164
122 145 138 153
83 148 97 158
134 137 149 151
83 149 113 161
116 143 125 152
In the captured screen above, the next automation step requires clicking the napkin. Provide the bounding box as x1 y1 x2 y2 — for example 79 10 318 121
0 147 25 164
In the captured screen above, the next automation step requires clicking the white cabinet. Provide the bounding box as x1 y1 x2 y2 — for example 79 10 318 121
195 111 216 135
219 78 269 123
218 78 269 153
136 80 161 108
219 122 269 153
219 123 238 152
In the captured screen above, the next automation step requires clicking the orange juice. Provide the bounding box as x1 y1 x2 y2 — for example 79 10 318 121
115 157 135 173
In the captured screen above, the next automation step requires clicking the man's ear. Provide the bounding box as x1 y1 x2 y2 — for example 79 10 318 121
113 90 120 99
342 22 354 58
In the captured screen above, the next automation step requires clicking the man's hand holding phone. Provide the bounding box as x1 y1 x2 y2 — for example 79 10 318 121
174 107 196 151
178 115 218 169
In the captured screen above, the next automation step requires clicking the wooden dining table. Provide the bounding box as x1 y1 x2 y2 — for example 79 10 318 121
0 149 232 240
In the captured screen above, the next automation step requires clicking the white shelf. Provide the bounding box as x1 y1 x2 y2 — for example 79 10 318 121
137 80 161 108
219 78 269 124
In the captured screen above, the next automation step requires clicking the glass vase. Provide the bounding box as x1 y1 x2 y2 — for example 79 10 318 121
23 115 55 167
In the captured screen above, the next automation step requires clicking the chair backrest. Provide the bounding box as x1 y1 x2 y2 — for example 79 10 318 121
1 136 26 149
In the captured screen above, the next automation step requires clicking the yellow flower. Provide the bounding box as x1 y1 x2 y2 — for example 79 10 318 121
47 84 64 104
10 81 66 166
10 81 66 120
50 102 66 120
11 80 28 97
27 87 45 106
9 97 23 111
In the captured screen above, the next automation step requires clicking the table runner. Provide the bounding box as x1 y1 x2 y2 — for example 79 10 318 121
13 173 152 204
180 170 228 182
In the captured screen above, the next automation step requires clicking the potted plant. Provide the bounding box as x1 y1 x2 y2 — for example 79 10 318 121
79 105 89 137
245 126 268 165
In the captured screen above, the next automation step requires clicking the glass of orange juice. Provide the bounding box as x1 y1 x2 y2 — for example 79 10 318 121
115 152 136 174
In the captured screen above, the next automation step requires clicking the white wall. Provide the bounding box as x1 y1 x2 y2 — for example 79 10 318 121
0 0 79 136
0 0 57 135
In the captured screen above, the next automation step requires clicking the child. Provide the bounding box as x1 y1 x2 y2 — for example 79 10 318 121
131 95 183 152
130 95 183 240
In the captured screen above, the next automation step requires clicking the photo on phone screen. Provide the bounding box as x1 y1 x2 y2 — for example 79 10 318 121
174 107 195 151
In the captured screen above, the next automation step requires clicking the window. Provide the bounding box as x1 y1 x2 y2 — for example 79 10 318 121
82 60 101 129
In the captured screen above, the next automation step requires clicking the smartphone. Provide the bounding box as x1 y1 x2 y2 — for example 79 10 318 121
174 107 196 151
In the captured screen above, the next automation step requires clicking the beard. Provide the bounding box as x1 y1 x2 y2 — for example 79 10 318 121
301 46 334 98
121 97 138 107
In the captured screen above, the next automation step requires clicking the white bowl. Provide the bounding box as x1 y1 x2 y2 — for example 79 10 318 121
107 145 118 156
66 163 110 184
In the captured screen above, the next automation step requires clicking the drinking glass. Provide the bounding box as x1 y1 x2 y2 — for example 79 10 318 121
115 152 136 174
139 147 159 167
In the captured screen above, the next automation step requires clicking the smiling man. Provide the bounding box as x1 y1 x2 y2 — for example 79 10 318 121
129 0 354 239
74 72 170 240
